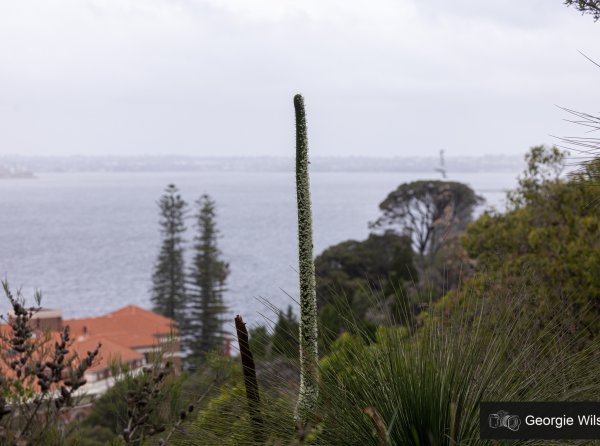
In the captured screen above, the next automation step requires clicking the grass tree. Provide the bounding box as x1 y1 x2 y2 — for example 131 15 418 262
293 94 320 426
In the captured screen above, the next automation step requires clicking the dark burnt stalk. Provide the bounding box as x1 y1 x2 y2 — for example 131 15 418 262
235 315 264 443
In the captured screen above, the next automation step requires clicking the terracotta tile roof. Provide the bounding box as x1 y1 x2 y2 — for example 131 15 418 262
107 305 175 328
0 305 179 402
0 306 178 377
64 305 178 350
0 324 11 336
70 335 142 373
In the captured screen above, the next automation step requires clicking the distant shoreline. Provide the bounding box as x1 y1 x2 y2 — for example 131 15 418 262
0 169 35 179
0 155 524 174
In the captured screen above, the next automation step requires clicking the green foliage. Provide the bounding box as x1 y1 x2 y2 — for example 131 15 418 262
186 290 600 445
180 383 297 445
186 194 230 361
161 352 298 445
80 365 179 443
78 353 237 444
317 299 600 445
315 231 416 309
192 384 253 445
271 306 299 358
461 146 600 338
248 325 270 360
67 425 121 446
314 201 469 339
242 309 300 362
151 184 188 327
313 231 417 350
507 145 566 208
318 294 378 354
565 0 600 20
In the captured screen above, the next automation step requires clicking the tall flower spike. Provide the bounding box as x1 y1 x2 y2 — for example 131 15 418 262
293 94 319 425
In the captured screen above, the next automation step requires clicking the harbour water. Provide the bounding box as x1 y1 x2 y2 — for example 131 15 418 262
0 170 518 328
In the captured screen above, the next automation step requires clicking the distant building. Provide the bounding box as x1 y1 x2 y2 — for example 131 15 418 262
65 305 181 373
2 305 181 421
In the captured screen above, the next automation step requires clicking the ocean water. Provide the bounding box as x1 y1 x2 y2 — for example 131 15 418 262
0 170 517 328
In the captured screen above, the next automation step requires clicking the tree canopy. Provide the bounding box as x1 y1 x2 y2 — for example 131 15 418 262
565 0 600 21
370 180 482 260
315 231 415 309
455 146 600 339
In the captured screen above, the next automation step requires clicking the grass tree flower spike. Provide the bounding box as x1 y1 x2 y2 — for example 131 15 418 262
293 94 319 425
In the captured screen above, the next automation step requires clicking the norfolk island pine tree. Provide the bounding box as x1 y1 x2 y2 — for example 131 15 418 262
185 194 230 362
151 184 188 330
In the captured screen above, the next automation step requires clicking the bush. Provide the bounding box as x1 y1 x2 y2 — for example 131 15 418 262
317 294 600 445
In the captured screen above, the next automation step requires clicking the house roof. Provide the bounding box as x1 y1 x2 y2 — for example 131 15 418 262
64 305 178 350
0 305 177 373
70 335 143 373
0 305 178 401
107 305 175 327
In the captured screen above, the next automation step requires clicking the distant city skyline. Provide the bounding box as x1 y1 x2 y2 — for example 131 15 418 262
0 153 525 174
0 0 599 157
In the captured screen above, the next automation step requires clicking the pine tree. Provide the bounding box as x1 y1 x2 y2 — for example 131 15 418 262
186 194 229 360
151 184 187 328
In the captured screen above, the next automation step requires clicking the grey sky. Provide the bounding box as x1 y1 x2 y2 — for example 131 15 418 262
0 0 598 157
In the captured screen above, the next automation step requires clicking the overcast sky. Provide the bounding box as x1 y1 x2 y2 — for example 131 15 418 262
0 0 599 158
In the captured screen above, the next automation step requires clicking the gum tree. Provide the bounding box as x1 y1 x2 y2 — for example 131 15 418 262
370 180 482 262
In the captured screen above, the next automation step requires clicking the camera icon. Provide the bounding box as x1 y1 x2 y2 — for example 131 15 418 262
488 410 521 431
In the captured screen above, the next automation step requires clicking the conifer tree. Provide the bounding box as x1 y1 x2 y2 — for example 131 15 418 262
151 184 187 328
186 194 229 360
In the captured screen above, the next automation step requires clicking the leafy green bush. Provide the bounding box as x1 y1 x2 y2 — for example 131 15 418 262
461 146 600 340
315 232 415 309
169 376 296 445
